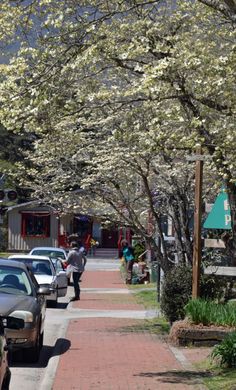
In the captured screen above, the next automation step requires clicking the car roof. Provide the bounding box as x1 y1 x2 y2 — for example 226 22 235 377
0 257 29 270
30 247 66 252
9 255 51 261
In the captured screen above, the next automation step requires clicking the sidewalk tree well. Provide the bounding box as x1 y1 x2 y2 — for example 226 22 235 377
0 1 235 265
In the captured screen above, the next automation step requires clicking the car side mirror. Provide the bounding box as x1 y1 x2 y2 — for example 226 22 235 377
57 270 66 276
37 286 51 296
2 316 25 330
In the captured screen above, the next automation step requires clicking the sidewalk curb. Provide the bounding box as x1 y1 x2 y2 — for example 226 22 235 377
169 345 209 390
39 319 69 390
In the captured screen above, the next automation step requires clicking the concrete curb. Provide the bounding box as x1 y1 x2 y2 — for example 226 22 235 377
39 320 69 390
169 345 209 390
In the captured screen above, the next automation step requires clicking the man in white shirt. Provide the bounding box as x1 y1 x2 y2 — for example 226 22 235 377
67 241 87 301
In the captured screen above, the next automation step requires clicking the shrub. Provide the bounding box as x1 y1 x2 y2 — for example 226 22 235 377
0 225 7 251
133 242 146 262
200 274 228 302
185 299 236 327
185 299 212 326
211 332 236 368
160 263 232 325
160 264 192 324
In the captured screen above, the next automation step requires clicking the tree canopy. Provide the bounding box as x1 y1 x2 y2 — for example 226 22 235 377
0 0 235 268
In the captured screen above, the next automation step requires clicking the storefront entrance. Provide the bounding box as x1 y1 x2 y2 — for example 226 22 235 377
73 215 92 242
101 228 118 248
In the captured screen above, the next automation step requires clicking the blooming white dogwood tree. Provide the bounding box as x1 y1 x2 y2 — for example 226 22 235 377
0 0 235 269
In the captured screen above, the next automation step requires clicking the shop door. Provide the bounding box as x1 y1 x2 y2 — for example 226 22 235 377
101 228 118 248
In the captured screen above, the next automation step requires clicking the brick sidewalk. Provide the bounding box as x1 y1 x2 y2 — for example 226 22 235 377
53 270 210 390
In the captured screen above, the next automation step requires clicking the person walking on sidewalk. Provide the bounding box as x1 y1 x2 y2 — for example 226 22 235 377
67 241 87 301
120 239 135 284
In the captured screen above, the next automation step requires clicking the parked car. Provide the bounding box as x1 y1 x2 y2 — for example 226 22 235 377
0 258 50 363
29 246 70 283
9 255 68 307
0 315 24 390
29 247 68 261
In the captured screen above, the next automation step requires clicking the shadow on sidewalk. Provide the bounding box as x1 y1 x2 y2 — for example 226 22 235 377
136 369 211 384
52 337 71 358
55 301 69 309
10 338 71 368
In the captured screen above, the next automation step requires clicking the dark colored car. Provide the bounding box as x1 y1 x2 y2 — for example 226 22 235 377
0 315 24 390
0 258 50 363
9 255 68 307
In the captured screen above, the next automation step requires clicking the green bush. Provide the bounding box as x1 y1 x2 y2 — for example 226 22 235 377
0 225 8 251
185 299 236 327
160 264 192 324
211 332 236 368
160 264 231 325
133 242 146 262
200 274 228 302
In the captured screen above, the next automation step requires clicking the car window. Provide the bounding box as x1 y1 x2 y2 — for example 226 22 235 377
27 268 39 291
32 261 52 275
0 266 32 295
11 258 53 276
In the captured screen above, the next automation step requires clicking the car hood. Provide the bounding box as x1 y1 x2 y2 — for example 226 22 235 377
0 294 36 316
34 274 53 285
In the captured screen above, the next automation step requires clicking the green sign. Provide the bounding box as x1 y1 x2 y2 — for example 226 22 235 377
203 190 231 230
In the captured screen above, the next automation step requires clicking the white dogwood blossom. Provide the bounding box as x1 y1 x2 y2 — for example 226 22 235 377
0 0 236 268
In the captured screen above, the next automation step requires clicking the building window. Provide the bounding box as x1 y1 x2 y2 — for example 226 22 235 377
21 213 50 237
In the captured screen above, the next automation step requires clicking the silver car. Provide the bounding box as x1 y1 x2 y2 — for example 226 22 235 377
9 255 68 307
0 258 50 363
29 246 70 283
29 247 68 261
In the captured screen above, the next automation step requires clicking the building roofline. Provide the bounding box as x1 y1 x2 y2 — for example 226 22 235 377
7 201 58 212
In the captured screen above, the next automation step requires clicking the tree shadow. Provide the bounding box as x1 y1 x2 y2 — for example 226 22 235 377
135 369 212 384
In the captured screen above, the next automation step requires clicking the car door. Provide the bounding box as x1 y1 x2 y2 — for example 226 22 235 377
0 320 8 390
28 268 47 325
53 260 68 297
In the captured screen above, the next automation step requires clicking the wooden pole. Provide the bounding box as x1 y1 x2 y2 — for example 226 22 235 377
192 146 203 299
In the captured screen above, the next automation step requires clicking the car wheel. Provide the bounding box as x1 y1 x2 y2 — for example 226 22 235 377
39 331 44 350
50 289 58 308
2 367 11 390
24 330 41 363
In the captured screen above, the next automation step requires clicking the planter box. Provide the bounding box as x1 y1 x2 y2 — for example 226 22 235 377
169 320 235 347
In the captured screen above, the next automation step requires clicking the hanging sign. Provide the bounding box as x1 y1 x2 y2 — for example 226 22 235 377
203 189 231 230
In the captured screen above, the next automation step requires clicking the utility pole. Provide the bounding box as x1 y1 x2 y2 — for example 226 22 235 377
187 146 204 298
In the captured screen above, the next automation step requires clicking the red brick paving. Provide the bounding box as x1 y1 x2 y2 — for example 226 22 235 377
72 293 143 310
80 270 126 289
53 269 209 390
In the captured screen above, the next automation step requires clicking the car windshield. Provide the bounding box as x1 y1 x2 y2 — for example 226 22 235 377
0 266 32 295
11 258 53 276
31 249 66 260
